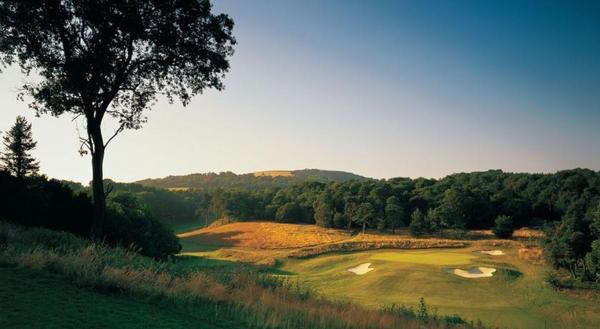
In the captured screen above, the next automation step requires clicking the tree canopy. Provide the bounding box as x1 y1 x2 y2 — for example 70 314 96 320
0 0 236 236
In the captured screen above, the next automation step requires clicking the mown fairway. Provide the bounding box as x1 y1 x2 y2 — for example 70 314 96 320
180 222 600 329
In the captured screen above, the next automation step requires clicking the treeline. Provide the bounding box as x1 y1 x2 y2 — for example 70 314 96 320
100 169 600 234
183 169 597 231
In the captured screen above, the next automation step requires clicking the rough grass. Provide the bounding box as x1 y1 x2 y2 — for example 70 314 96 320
0 266 242 329
178 221 352 248
0 222 477 329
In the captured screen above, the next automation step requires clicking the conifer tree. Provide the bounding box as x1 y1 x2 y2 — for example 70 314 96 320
1 116 39 178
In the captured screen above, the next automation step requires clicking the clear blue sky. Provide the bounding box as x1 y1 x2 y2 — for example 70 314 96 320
1 0 599 183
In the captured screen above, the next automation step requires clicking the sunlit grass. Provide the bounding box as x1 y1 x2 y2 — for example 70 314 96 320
371 250 475 265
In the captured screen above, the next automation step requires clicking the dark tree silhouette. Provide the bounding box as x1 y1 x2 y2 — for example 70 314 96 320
0 1 235 236
1 116 39 178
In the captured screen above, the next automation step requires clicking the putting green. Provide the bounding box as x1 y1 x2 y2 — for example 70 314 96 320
371 250 475 265
278 247 600 329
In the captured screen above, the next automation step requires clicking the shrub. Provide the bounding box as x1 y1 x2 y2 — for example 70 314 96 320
104 192 181 259
492 215 514 238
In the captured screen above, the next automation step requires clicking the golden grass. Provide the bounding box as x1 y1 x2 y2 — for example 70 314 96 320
179 222 469 262
518 247 545 265
178 221 352 248
253 170 293 177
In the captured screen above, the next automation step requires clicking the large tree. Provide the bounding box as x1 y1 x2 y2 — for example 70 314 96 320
355 202 375 234
1 115 40 178
314 190 334 228
0 1 235 236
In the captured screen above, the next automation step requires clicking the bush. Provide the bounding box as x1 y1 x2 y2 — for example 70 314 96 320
492 215 514 238
104 192 181 259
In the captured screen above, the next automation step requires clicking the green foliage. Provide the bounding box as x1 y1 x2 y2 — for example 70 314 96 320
385 196 405 233
332 212 348 229
409 209 428 236
275 202 304 222
356 202 375 233
585 240 600 283
105 192 181 259
1 116 39 178
492 215 515 238
314 191 334 227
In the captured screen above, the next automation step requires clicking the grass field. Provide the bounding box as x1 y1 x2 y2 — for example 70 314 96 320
0 266 246 329
179 221 600 329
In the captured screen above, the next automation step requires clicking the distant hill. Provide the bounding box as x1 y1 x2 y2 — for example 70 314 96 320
134 169 369 190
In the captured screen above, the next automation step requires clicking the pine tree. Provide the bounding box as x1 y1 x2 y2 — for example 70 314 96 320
1 116 39 178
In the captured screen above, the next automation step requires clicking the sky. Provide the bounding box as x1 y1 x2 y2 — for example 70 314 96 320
1 0 599 183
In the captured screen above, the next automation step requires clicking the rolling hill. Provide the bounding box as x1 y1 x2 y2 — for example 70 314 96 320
134 169 369 190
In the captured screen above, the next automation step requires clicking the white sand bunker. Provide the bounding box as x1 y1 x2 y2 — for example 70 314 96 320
479 250 505 256
347 263 374 275
451 267 496 278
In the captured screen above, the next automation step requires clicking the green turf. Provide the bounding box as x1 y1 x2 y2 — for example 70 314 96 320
370 250 476 265
278 247 600 329
0 265 247 329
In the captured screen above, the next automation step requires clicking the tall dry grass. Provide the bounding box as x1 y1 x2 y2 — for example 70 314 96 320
0 222 480 329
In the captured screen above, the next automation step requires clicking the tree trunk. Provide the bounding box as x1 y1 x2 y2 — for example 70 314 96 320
89 122 106 238
362 221 366 234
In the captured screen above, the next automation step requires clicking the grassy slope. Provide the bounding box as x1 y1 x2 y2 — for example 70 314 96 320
0 266 244 329
179 222 600 329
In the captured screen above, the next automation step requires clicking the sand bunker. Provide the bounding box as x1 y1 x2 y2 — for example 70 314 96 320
347 263 374 275
451 267 496 278
479 250 505 256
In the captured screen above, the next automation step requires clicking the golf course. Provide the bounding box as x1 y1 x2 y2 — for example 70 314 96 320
179 221 600 329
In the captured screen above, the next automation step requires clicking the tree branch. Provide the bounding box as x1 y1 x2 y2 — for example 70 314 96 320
103 123 125 148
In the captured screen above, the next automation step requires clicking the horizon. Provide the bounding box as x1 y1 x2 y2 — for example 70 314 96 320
2 0 600 184
74 166 599 186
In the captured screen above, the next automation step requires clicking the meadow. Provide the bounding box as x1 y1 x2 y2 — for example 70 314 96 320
179 221 600 329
